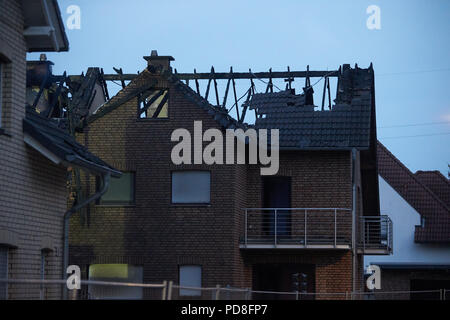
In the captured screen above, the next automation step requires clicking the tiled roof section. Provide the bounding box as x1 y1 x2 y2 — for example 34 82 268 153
377 142 450 243
24 106 121 177
248 88 314 114
415 170 450 208
253 66 374 149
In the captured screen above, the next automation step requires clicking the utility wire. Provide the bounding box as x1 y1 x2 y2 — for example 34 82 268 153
378 121 450 128
249 71 282 91
377 68 450 77
379 132 450 139
227 87 251 113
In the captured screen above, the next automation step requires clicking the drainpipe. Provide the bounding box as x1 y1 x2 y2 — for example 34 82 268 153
351 148 357 298
62 172 110 299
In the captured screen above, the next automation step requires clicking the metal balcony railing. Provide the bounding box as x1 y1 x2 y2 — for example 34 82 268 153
241 208 353 249
358 215 393 254
240 209 393 254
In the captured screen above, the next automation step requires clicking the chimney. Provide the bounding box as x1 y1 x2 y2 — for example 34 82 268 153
143 50 174 73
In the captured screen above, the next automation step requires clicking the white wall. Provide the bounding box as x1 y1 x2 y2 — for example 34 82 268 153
364 176 450 268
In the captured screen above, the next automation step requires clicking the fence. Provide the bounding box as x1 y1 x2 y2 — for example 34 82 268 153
0 279 448 300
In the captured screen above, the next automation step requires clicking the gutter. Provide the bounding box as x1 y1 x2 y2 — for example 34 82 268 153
351 148 357 298
62 172 111 299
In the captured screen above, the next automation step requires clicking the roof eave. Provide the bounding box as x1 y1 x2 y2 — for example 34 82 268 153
22 0 69 52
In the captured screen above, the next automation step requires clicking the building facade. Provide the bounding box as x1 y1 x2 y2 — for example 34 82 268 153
364 143 450 299
68 53 391 299
0 0 119 299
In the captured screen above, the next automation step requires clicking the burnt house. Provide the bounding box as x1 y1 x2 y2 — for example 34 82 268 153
68 51 392 299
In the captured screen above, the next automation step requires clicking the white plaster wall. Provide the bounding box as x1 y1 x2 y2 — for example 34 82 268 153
364 176 450 268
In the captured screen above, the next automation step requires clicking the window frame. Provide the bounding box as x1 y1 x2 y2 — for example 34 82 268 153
178 265 202 297
96 172 136 206
136 88 170 120
40 250 48 300
0 246 8 300
171 170 211 205
87 264 144 300
0 62 3 128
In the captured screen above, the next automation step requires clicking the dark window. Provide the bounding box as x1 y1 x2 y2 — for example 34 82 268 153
98 172 135 205
0 63 3 127
171 171 210 204
0 247 7 300
138 89 168 118
179 265 202 296
40 251 48 300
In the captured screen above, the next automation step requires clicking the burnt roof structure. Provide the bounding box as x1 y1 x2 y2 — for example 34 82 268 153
82 53 380 218
253 65 374 150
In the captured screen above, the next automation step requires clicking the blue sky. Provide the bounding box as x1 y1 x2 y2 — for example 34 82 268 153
28 0 450 176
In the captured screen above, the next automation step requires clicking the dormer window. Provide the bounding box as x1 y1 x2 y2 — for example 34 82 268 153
138 89 169 119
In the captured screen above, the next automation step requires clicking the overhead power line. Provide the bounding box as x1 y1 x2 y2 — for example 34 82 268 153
376 68 450 77
378 121 450 129
379 132 450 139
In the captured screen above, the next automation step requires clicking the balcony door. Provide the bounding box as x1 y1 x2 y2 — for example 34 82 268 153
263 176 291 239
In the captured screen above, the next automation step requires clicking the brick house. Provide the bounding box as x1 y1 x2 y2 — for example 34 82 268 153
68 53 392 299
365 142 450 299
0 0 120 299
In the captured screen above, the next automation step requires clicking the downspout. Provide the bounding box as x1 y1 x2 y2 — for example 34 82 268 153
351 148 357 298
62 172 110 299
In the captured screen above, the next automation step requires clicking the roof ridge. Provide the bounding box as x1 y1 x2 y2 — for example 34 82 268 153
377 141 450 213
415 170 450 187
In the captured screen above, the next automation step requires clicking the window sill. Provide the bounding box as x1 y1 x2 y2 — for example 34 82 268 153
0 128 11 137
171 203 211 208
95 204 136 208
136 117 170 122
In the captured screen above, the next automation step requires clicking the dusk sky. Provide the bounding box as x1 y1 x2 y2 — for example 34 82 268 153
28 0 450 176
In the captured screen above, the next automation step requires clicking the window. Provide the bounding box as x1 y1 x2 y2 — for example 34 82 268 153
98 172 135 205
138 89 168 118
88 264 143 299
0 63 3 127
0 247 7 300
172 171 210 204
40 251 48 300
179 265 201 296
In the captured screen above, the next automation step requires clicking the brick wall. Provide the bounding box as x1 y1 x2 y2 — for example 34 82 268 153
245 151 356 295
0 0 67 299
69 68 361 297
70 75 245 293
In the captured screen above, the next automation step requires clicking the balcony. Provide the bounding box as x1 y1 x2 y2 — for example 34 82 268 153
357 215 393 255
240 208 393 254
240 208 352 250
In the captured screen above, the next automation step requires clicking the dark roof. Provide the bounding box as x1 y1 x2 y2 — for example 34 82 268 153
371 262 450 270
253 66 374 150
415 170 450 208
88 69 247 130
377 142 450 243
23 106 121 177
